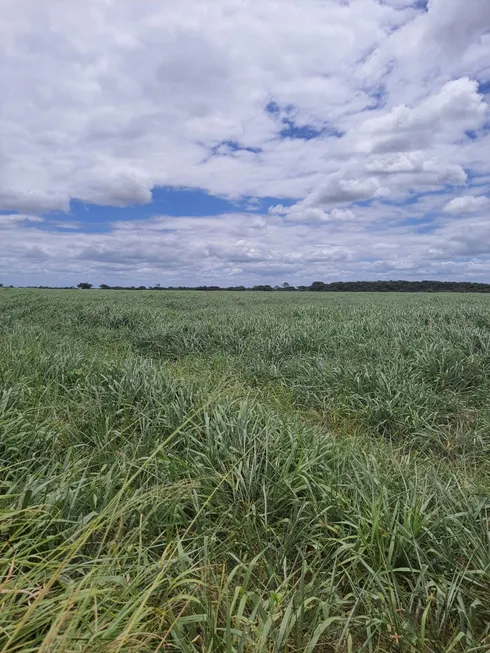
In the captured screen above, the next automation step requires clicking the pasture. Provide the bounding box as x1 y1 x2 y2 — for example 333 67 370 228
0 289 489 651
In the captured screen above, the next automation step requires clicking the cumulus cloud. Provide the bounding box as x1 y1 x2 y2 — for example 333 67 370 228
355 78 486 154
270 204 356 223
71 167 154 207
365 153 467 185
443 195 490 213
308 175 390 205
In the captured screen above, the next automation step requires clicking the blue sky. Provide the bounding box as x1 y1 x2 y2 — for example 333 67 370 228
1 0 490 287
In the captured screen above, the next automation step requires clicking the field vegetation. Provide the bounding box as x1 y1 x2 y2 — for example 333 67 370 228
0 289 489 652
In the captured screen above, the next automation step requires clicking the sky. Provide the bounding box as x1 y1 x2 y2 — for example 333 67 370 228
1 0 490 287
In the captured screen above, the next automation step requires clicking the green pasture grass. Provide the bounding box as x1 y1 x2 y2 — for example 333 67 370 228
0 289 489 651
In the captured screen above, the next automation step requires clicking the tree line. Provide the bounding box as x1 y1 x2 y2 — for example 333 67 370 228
15 280 490 292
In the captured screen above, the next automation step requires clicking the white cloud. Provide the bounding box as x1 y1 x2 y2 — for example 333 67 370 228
308 175 390 205
363 0 490 106
1 0 488 211
272 204 356 223
2 203 490 286
1 0 490 283
0 214 44 226
365 153 467 185
72 166 154 207
443 195 490 213
355 78 486 155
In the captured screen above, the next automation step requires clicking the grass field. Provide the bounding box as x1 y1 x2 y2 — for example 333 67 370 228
1 289 490 652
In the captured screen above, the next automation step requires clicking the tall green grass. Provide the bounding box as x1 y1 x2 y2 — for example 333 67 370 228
0 289 489 651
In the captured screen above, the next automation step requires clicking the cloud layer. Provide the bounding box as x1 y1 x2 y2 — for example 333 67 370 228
1 0 490 284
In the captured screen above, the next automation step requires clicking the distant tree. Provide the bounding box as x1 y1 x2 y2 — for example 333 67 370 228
27 279 490 293
310 281 326 291
252 284 273 291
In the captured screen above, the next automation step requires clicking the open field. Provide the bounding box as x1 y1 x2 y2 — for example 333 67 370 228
1 289 490 652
